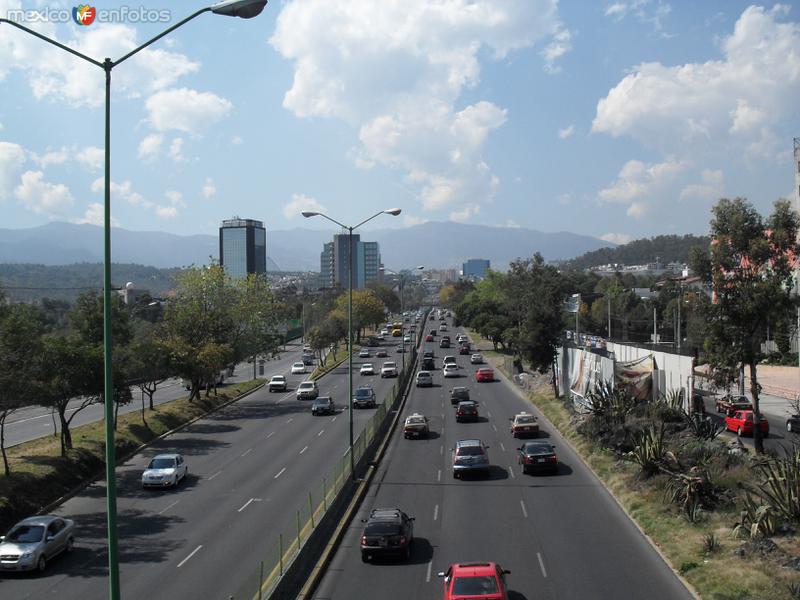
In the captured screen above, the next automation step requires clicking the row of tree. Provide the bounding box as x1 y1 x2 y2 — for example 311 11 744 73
0 264 287 474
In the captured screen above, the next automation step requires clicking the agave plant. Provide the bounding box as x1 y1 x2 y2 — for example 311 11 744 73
683 411 724 441
733 493 776 538
586 382 639 427
743 444 800 523
626 423 667 476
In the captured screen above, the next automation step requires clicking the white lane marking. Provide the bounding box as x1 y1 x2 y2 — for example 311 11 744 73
241 448 253 457
299 446 308 455
265 432 275 439
492 424 498 433
440 445 443 456
207 470 222 481
286 417 294 424
177 545 202 568
426 561 433 583
499 442 506 452
433 504 439 521
437 469 441 482
318 429 325 437
158 500 179 515
331 416 337 422
508 466 515 479
537 552 547 578
274 467 286 479
238 498 256 512
520 499 528 518
487 411 492 418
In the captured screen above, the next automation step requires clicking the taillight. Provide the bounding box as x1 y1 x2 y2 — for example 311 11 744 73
361 535 367 545
399 536 407 544
550 455 558 462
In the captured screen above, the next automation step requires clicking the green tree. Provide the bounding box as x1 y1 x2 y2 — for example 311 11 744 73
367 282 401 314
691 197 800 453
335 289 386 341
127 328 172 415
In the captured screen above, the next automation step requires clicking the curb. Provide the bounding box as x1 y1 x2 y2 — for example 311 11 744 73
494 364 701 600
37 381 265 516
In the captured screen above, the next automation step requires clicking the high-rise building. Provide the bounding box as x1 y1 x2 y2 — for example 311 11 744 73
462 258 490 279
319 233 382 289
219 218 266 279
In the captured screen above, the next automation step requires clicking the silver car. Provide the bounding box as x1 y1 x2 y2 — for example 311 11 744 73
0 515 75 572
142 453 188 488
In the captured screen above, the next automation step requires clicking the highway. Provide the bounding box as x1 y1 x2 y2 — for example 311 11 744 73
0 334 413 599
312 319 693 600
3 342 306 448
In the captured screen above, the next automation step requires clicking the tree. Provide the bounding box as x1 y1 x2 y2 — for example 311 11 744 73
127 329 172 416
0 302 46 474
335 289 386 341
367 282 401 314
69 290 132 346
691 198 800 453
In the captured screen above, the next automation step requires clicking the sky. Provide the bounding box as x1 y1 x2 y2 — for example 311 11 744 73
0 0 799 246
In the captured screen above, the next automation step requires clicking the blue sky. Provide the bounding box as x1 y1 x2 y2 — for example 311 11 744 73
1 0 799 245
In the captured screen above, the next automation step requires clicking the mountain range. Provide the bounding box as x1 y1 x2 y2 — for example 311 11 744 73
0 221 612 271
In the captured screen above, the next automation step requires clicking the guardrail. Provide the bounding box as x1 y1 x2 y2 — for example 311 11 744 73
230 311 427 600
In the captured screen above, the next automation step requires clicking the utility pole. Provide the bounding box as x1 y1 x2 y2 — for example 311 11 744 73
607 296 611 340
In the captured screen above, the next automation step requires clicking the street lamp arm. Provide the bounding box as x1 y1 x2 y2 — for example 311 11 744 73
114 7 211 66
306 212 349 230
0 18 104 67
354 209 394 230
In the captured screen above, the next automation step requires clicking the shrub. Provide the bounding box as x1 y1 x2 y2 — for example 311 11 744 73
626 423 667 477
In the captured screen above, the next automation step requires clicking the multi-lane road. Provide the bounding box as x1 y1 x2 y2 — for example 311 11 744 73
1 335 412 599
312 318 693 600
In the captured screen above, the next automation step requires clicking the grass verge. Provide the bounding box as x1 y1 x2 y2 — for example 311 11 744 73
469 330 799 600
0 379 262 532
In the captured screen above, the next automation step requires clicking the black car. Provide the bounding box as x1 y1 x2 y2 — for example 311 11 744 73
449 386 470 405
517 441 558 474
439 339 450 348
787 414 800 433
311 396 335 416
421 357 435 370
360 508 414 562
302 353 315 366
353 386 377 409
455 401 479 422
423 350 434 359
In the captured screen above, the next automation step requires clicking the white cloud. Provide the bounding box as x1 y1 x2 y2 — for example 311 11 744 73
557 193 574 205
558 124 575 139
542 27 573 74
0 141 27 200
75 146 103 171
403 215 428 227
146 88 232 134
2 21 199 108
231 136 243 145
679 169 723 201
449 204 481 222
168 137 185 162
603 1 671 34
33 149 69 169
155 205 178 219
201 177 216 199
593 6 800 161
14 171 74 217
138 134 163 159
503 219 521 228
165 190 186 208
270 0 569 216
91 177 152 209
600 232 633 245
282 193 326 219
598 157 686 218
72 202 119 227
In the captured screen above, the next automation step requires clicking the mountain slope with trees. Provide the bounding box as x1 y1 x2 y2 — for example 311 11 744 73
562 234 709 271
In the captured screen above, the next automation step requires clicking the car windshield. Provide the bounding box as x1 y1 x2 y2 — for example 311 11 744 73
516 415 535 424
6 524 45 543
355 389 372 397
457 446 484 456
407 417 425 425
365 522 401 536
313 398 330 406
148 458 176 469
272 376 285 381
384 362 396 368
452 576 499 595
293 363 303 368
299 383 314 389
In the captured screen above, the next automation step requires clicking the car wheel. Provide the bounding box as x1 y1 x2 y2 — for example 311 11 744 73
737 427 743 437
788 421 793 432
403 546 411 561
764 431 769 439
65 537 74 553
453 471 459 479
361 552 369 563
36 555 46 572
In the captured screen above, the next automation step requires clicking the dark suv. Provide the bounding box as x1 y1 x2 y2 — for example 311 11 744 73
456 401 479 422
360 508 415 562
353 386 376 409
449 386 470 405
421 357 436 370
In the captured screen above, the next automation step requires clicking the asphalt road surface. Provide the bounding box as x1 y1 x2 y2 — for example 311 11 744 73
312 321 693 600
0 336 413 599
3 342 306 448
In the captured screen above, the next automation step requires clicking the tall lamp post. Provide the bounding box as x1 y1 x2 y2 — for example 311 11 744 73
301 209 401 479
380 266 424 370
1 2 269 598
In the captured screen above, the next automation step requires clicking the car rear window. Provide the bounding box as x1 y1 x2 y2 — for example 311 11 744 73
452 576 499 595
365 522 401 535
457 446 484 456
516 415 535 424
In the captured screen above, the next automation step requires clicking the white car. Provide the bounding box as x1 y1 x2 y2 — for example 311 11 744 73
443 355 457 367
359 348 370 358
403 335 411 343
296 380 319 400
291 362 306 375
360 363 375 376
470 353 484 364
381 361 399 378
142 453 187 488
443 364 459 378
381 328 390 336
416 371 433 387
268 375 287 392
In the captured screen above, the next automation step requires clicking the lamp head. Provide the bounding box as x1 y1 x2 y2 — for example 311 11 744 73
384 208 402 216
210 0 268 18
301 211 319 218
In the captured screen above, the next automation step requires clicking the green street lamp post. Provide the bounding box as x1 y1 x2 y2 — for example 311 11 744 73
1 2 269 597
302 209 401 480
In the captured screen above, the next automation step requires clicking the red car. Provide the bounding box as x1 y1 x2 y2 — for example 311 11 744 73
425 335 434 342
438 562 511 600
725 410 769 437
475 368 494 382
